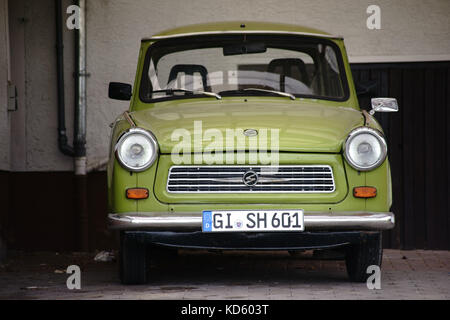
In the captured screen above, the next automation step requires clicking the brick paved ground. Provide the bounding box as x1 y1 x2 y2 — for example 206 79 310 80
0 249 448 300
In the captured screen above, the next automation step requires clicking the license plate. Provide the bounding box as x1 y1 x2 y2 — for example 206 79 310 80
202 210 304 232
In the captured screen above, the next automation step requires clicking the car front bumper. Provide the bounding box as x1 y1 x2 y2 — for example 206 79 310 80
108 211 395 231
120 230 381 250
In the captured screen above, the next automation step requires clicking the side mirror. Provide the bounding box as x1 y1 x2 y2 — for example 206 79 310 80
370 98 399 115
108 82 132 100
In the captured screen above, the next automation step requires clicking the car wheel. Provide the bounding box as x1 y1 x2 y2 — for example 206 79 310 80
149 244 178 259
119 232 149 284
345 232 383 282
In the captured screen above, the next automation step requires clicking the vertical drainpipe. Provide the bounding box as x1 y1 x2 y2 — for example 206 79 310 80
55 0 88 251
74 0 89 251
55 0 75 157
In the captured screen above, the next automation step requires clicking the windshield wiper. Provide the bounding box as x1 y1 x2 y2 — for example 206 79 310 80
242 88 296 100
152 88 222 100
218 88 296 100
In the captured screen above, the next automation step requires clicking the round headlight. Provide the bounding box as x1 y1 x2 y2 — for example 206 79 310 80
115 128 158 172
344 127 387 171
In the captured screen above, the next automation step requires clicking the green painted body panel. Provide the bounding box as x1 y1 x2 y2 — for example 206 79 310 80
109 153 391 215
338 40 360 109
107 118 136 213
107 23 392 219
150 21 334 38
108 160 137 213
136 161 169 213
366 160 392 212
130 98 363 153
153 153 348 204
129 159 367 215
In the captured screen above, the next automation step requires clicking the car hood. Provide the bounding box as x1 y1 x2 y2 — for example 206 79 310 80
130 98 364 153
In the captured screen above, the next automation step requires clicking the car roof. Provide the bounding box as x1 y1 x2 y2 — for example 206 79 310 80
142 21 343 41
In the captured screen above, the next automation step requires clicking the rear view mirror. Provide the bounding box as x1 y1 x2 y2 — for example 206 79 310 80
370 98 399 115
223 42 267 56
109 82 132 100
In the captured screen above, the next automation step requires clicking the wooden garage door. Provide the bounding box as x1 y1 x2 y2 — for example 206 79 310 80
352 62 450 249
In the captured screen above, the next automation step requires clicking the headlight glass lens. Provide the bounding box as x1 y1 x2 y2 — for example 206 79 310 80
344 127 387 171
116 129 158 171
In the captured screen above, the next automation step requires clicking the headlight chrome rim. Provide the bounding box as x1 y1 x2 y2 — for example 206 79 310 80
115 127 158 172
344 126 387 171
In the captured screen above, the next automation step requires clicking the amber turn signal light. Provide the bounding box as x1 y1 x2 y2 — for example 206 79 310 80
126 188 149 199
353 186 377 198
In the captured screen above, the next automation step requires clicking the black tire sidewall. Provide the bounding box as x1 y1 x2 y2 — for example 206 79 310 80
119 232 149 285
345 232 383 282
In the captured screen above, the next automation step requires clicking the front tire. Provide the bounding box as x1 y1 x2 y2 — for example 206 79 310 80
119 232 149 285
345 232 383 282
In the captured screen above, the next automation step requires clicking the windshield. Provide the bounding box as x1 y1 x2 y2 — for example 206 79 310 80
140 35 348 102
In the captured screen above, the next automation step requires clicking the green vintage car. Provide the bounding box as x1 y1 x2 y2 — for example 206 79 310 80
107 22 398 284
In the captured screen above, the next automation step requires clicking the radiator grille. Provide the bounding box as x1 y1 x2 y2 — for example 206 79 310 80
166 165 335 193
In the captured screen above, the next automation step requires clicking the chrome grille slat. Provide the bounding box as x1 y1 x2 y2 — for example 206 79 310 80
168 178 333 181
168 174 332 178
168 171 331 174
167 165 336 193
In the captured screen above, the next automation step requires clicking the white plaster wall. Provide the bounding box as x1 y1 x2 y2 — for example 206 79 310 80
21 0 76 171
0 0 10 171
1 0 449 171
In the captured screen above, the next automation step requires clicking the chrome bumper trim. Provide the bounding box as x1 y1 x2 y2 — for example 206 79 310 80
108 211 395 231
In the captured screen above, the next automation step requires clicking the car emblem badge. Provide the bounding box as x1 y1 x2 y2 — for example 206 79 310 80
243 170 258 186
243 129 258 137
